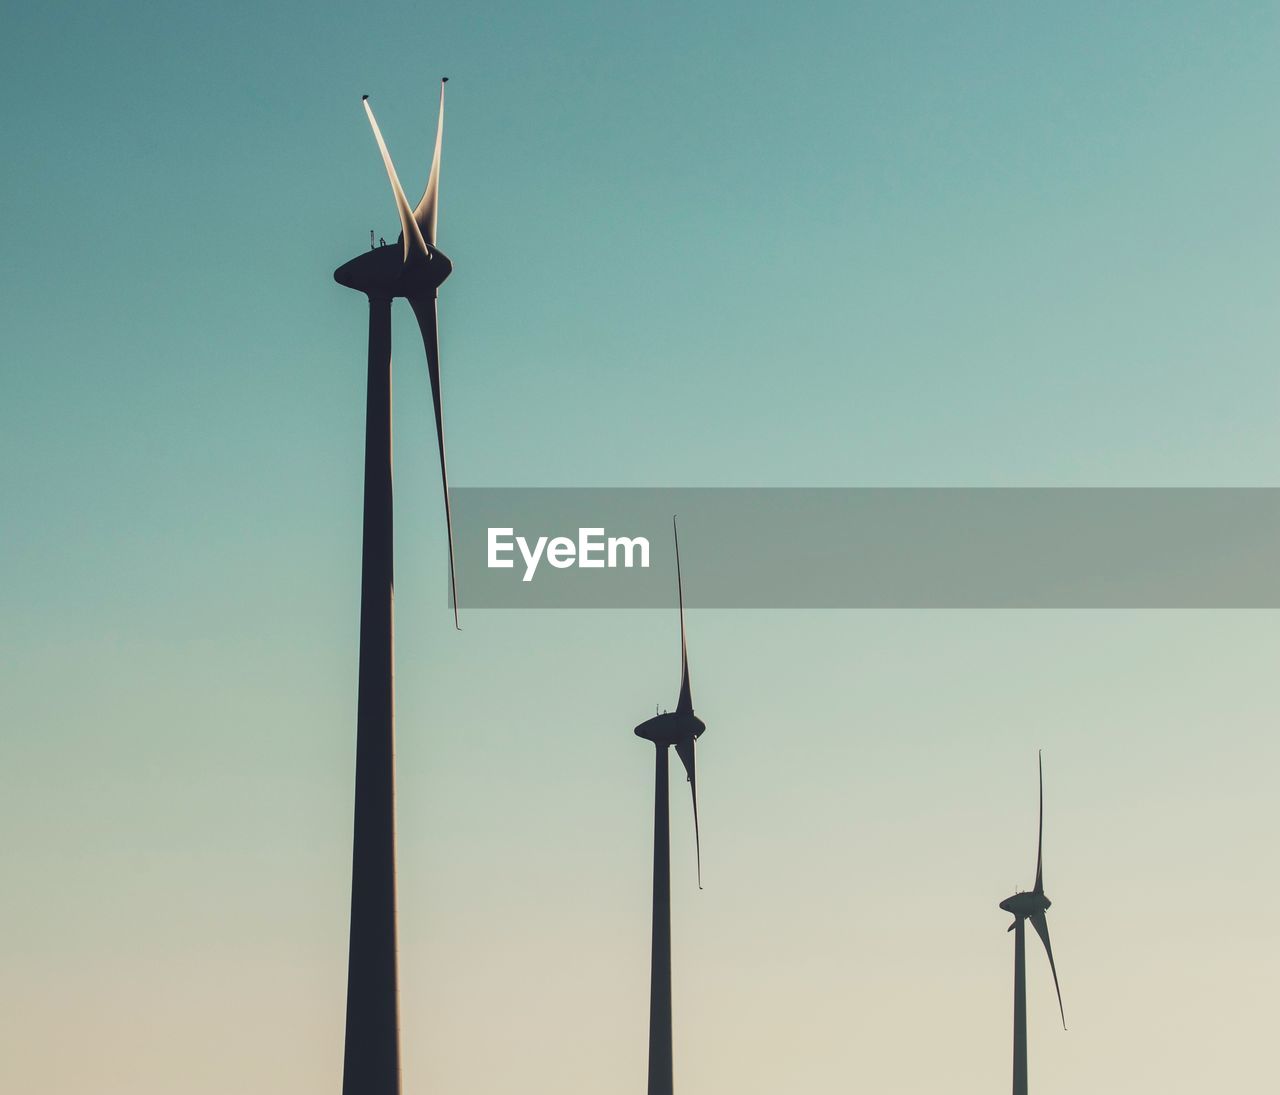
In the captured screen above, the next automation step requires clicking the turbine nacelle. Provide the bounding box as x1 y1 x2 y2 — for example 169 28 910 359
334 243 453 299
999 890 1051 923
634 710 706 747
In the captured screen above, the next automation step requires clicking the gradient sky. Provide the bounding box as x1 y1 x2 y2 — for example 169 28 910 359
2 3 1277 1093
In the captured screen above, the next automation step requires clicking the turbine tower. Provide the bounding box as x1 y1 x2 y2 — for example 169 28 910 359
998 752 1067 1095
633 519 706 1095
332 80 458 1095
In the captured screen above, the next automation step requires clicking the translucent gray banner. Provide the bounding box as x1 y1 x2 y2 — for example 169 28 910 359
450 488 1280 608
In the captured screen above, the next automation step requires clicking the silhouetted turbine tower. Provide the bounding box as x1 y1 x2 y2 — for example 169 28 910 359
999 752 1067 1095
332 80 458 1095
633 519 706 1095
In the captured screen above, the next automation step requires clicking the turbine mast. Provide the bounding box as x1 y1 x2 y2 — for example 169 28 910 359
1012 918 1027 1095
342 297 401 1095
648 743 674 1095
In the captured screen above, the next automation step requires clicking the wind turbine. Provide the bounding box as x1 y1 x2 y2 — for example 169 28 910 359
633 518 706 1095
332 80 458 1095
998 751 1067 1095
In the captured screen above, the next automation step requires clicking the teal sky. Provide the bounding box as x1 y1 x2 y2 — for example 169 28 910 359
2 3 1277 1093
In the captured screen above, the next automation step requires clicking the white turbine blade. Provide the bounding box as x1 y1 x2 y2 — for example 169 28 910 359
674 517 692 716
675 739 702 890
363 96 428 262
408 297 460 629
413 79 446 247
1029 912 1066 1030
1034 750 1044 893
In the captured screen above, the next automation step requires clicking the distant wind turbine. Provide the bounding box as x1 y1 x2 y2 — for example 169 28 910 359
633 518 706 1095
998 751 1067 1095
332 80 458 1095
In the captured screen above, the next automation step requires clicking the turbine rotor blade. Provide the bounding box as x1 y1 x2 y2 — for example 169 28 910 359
408 296 460 629
673 517 692 715
674 739 702 889
1034 750 1044 893
1029 912 1066 1030
413 79 446 247
363 96 429 262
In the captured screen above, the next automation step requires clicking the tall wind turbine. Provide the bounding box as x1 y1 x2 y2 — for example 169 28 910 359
998 752 1067 1095
332 80 458 1095
633 519 706 1095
